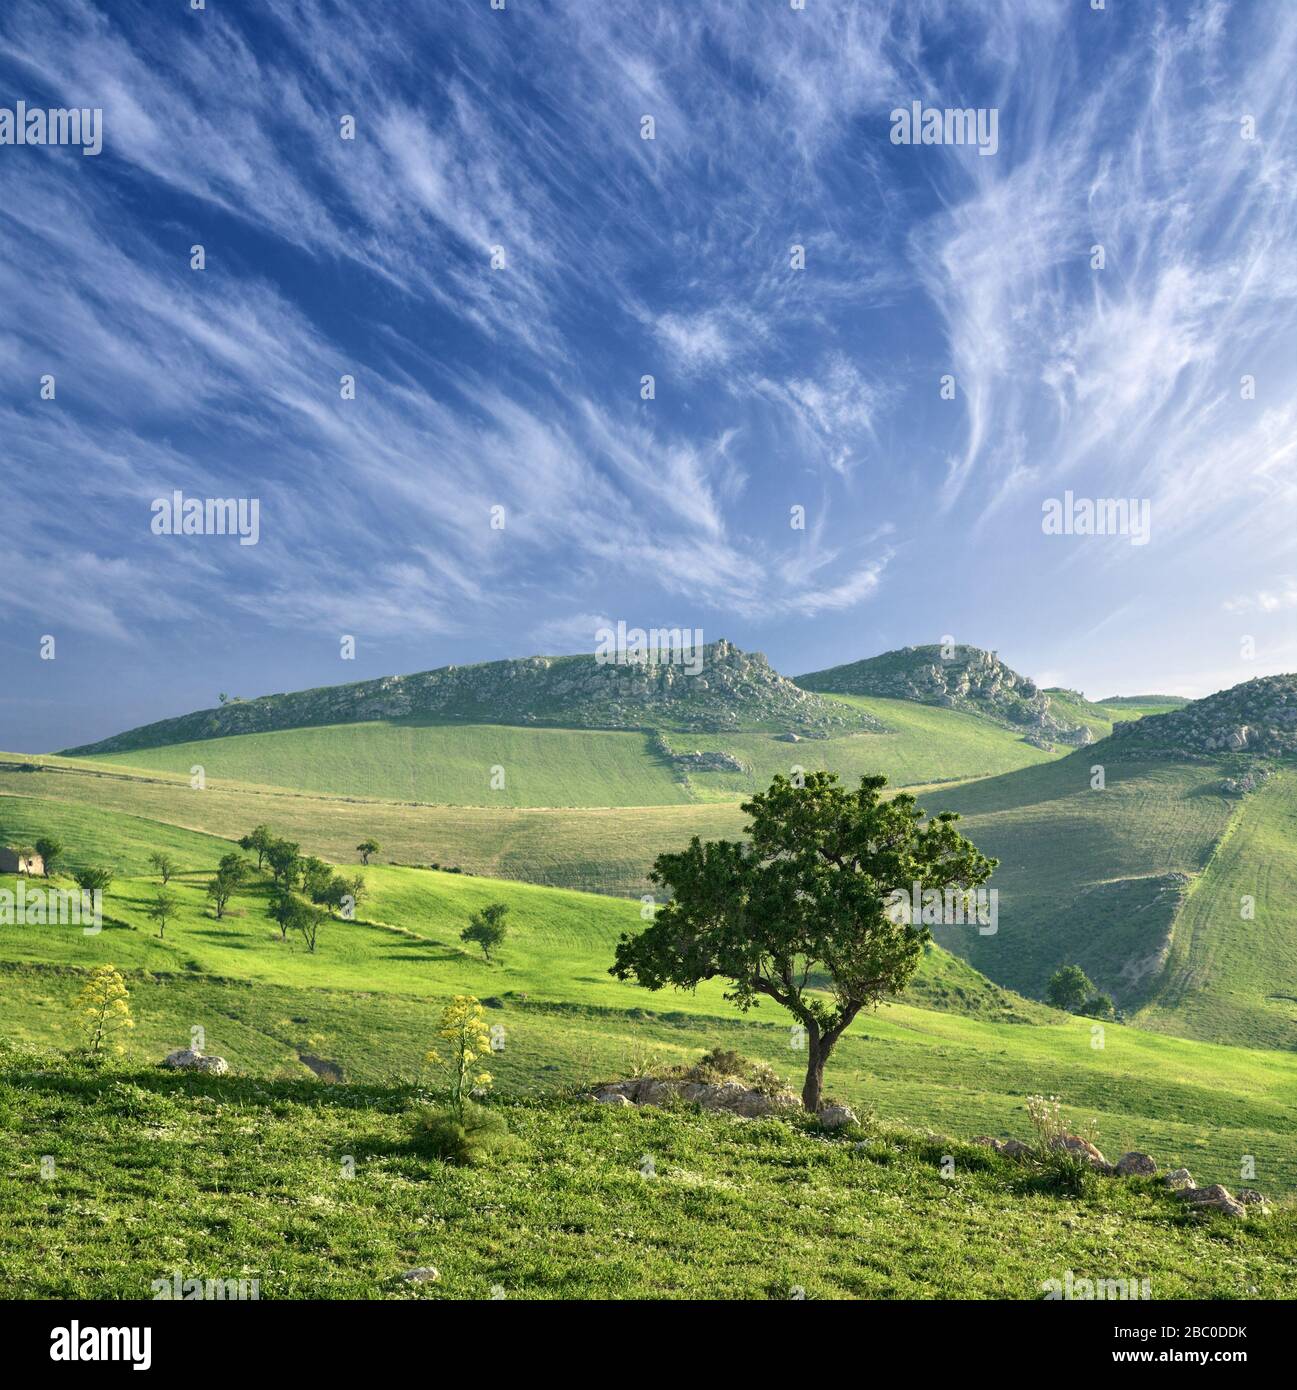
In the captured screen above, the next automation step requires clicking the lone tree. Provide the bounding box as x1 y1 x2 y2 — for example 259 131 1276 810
612 772 996 1112
295 899 330 954
461 902 510 961
146 887 180 939
34 837 63 877
356 839 380 866
148 851 176 885
1046 964 1093 1013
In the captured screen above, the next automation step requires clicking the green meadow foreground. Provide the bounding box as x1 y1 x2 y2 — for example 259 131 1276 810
2 1052 1292 1300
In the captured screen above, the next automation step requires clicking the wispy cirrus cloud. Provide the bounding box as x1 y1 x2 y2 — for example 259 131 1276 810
1 0 1292 746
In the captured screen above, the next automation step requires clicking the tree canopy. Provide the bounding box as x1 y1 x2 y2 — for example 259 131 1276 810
612 772 996 1111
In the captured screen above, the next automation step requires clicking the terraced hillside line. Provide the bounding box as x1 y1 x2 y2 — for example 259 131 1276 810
1152 787 1251 1006
1136 769 1297 1050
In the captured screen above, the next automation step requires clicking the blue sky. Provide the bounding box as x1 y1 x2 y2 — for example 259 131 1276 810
2 0 1295 751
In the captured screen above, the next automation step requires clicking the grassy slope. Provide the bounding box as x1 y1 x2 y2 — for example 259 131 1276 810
680 695 1058 800
0 858 1036 1025
1136 771 1297 1049
2 1055 1290 1299
0 775 742 897
56 695 1063 809
76 722 692 808
7 739 1292 1054
921 753 1237 1002
0 794 237 875
3 801 1296 1197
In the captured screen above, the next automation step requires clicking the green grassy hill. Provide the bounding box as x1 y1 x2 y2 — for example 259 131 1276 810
921 750 1297 1050
60 640 877 756
797 644 1093 745
3 794 1297 1199
2 1052 1289 1299
76 722 694 808
676 696 1061 799
60 697 1062 808
1134 769 1297 1049
0 775 737 897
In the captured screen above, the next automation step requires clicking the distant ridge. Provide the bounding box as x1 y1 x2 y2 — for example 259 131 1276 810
61 640 882 756
1099 694 1190 707
1108 674 1297 756
796 644 1093 746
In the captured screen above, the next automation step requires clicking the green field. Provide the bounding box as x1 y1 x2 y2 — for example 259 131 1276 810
0 773 741 896
922 754 1235 999
74 721 694 808
3 795 1297 1199
2 1050 1289 1299
678 695 1061 799
61 696 1072 808
1136 771 1297 1049
1042 691 1183 740
9 730 1295 1057
5 710 1297 1301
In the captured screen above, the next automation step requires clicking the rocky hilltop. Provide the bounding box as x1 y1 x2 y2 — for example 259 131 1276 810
1107 674 1297 757
62 640 883 755
795 644 1093 746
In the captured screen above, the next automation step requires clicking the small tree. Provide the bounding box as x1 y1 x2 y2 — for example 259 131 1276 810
612 772 996 1112
266 839 302 889
267 890 327 951
461 903 510 961
73 866 114 897
206 872 237 920
146 887 180 939
217 852 251 884
300 856 335 903
206 855 248 920
239 825 274 870
425 995 493 1121
76 964 134 1058
148 851 176 885
269 888 300 940
356 839 380 866
295 899 330 954
34 837 63 878
1046 965 1094 1013
312 871 366 918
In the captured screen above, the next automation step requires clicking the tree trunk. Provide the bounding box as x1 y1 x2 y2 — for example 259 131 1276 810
801 1034 826 1112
